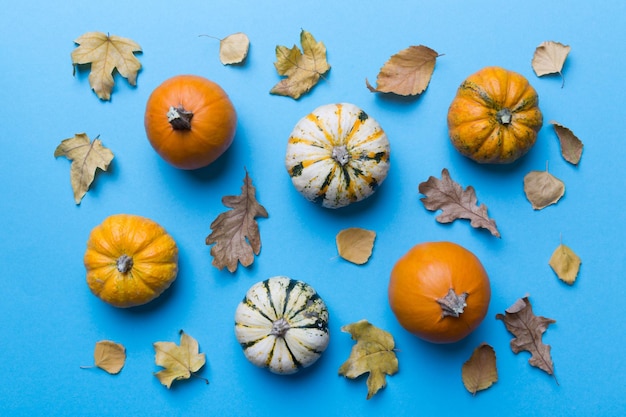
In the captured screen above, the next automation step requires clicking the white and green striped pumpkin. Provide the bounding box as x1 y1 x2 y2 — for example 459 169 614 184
285 103 391 209
234 276 329 374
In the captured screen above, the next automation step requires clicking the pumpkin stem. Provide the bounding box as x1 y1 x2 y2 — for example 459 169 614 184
496 108 512 125
331 145 351 166
116 254 134 274
270 318 291 337
167 106 194 130
436 288 469 318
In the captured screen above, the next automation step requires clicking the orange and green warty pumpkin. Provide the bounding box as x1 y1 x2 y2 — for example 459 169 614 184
447 66 543 164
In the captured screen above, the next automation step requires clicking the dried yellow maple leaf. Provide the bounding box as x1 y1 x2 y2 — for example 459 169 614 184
336 228 376 265
54 133 114 204
270 29 330 99
81 340 126 375
338 320 398 400
550 121 584 165
366 45 439 96
153 330 207 389
549 241 581 285
531 41 571 87
71 32 142 100
523 165 565 210
461 343 498 395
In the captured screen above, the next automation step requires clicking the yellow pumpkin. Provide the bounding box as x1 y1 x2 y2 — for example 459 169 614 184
447 66 543 164
84 214 178 308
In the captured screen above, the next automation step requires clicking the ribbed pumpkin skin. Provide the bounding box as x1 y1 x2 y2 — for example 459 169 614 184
84 214 178 308
144 74 237 170
234 276 330 374
388 242 491 343
447 66 543 164
285 103 390 209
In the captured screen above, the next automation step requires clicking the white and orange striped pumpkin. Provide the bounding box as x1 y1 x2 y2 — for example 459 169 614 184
285 103 390 209
234 276 329 374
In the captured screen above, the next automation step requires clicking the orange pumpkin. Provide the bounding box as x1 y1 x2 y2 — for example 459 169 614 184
144 74 237 170
388 241 491 343
447 66 543 164
84 214 178 308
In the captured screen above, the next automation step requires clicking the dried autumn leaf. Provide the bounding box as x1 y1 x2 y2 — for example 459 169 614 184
366 45 439 96
532 41 570 87
549 242 581 285
54 133 114 204
270 29 330 99
81 340 126 374
496 296 557 380
153 330 207 389
550 121 584 165
71 32 142 100
205 171 268 272
336 228 376 265
418 168 500 237
523 166 565 210
219 32 250 65
462 343 498 395
338 320 398 400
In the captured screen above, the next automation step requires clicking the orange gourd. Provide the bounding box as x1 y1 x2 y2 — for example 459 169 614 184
84 214 178 308
447 66 543 164
144 74 237 170
388 241 491 343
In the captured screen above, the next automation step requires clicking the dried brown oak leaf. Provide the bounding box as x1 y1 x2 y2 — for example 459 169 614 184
153 330 208 389
461 343 498 395
54 133 114 204
366 45 439 96
496 296 557 381
532 41 571 88
419 168 500 237
336 228 376 265
338 320 398 400
550 121 584 165
549 241 581 285
205 171 268 272
71 32 142 100
270 29 330 100
81 340 126 375
523 165 565 210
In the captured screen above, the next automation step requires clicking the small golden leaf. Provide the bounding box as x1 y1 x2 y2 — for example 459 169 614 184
531 41 571 87
549 243 581 285
336 228 376 265
461 343 498 395
81 340 126 374
153 330 207 389
550 121 584 165
219 32 249 65
523 167 565 210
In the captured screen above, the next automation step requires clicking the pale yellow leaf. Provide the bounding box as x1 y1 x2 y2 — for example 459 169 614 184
336 228 376 265
154 331 207 389
220 32 250 65
549 243 581 285
71 32 142 100
461 343 498 395
54 133 114 204
523 167 565 210
93 340 126 374
531 41 571 87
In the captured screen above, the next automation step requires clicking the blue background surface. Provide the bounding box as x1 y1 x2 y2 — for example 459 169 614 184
1 1 625 416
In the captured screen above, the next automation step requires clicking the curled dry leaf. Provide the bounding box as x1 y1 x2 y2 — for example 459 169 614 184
550 121 584 165
366 45 439 96
338 320 398 400
54 133 114 204
496 296 557 381
523 166 565 210
336 228 376 265
81 340 126 375
531 41 571 87
219 32 249 65
549 242 581 285
419 168 500 237
71 32 142 100
205 170 268 273
270 29 330 99
461 343 498 395
153 330 207 389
